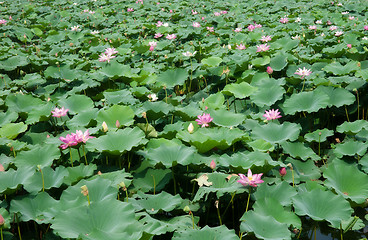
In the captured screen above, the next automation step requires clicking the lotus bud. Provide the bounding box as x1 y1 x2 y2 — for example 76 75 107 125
102 121 108 132
142 112 147 119
188 123 194 133
0 214 4 226
210 160 216 170
286 163 293 170
183 206 190 212
267 66 273 74
0 163 4 172
214 200 219 208
347 44 352 49
37 165 42 171
116 120 120 128
279 167 287 176
97 171 102 175
81 185 89 196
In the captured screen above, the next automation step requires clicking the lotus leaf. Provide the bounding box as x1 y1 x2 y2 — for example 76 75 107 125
292 188 353 228
336 120 368 134
132 191 183 214
270 52 288 71
282 90 329 115
253 181 297 207
314 86 355 108
0 112 18 127
250 77 285 107
204 92 225 110
63 164 97 185
323 160 368 204
323 61 360 76
0 168 35 193
251 56 270 67
15 144 60 170
58 95 94 115
5 94 43 113
10 192 58 224
304 129 334 142
172 225 238 240
67 109 98 128
207 109 245 127
0 55 29 71
51 201 142 240
89 169 132 188
157 68 188 88
100 61 135 78
333 139 367 157
44 64 80 80
86 127 148 155
201 56 222 67
252 122 301 144
133 168 171 192
247 139 275 152
23 166 68 193
281 141 320 161
222 82 258 99
284 158 321 184
96 105 135 129
0 123 27 140
217 151 278 170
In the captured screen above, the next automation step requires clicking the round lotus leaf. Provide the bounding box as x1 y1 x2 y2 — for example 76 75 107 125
51 200 142 240
204 92 225 110
0 122 27 140
5 94 44 113
44 64 80 80
251 56 270 67
15 144 60 170
240 211 291 240
241 197 301 229
207 109 245 127
282 90 329 115
96 105 135 129
270 52 288 71
201 56 222 67
218 151 278 170
23 166 68 193
333 139 367 158
132 191 183 214
10 192 58 224
341 216 365 232
58 95 94 115
314 86 355 108
222 82 258 99
0 168 35 193
250 78 285 107
281 141 320 161
177 127 244 153
0 112 18 126
86 127 148 155
172 225 238 240
67 108 98 128
304 128 334 142
133 168 171 193
247 139 275 152
284 158 321 184
89 169 132 188
336 120 368 134
100 61 135 78
323 61 360 76
63 164 97 185
292 188 353 228
323 160 368 204
0 55 29 71
252 122 301 144
253 181 297 207
156 68 188 88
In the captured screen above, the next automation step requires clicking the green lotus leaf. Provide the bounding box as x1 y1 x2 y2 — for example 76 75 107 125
207 109 245 127
51 201 142 240
103 90 138 105
0 123 27 140
281 141 320 161
15 144 60 170
253 181 297 207
284 158 321 184
10 192 58 224
5 94 43 113
341 216 365 232
96 105 135 129
174 102 203 120
360 154 368 174
137 123 158 138
44 64 81 80
323 61 360 76
58 95 94 115
172 225 238 240
282 90 329 115
0 111 18 127
0 168 35 193
323 160 368 204
86 127 148 155
133 168 171 193
240 211 291 240
67 108 98 128
292 188 353 228
241 197 301 229
157 68 188 88
23 166 68 193
251 56 270 67
273 37 299 51
304 129 334 142
26 101 54 125
193 172 246 202
333 139 367 157
100 61 135 78
63 164 97 185
252 122 301 144
0 55 29 71
250 77 285 107
139 143 197 167
222 82 258 99
270 52 288 71
177 127 244 153
142 101 175 119
0 207 12 229
201 56 222 67
336 120 368 134
89 169 132 188
247 139 275 152
314 86 355 108
132 191 183 214
204 92 225 110
139 213 194 236
218 151 278 170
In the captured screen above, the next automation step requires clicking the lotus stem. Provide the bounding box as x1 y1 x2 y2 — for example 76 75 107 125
189 211 195 229
345 106 350 122
40 168 45 192
69 147 73 167
292 168 295 187
87 194 90 206
222 192 236 219
356 89 359 119
1 228 3 240
125 189 129 202
82 145 88 165
172 167 177 195
215 200 222 225
188 58 193 93
151 174 156 195
246 187 251 212
297 228 302 239
318 134 321 157
15 214 22 240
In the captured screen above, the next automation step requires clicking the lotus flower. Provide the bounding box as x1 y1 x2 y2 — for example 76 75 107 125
105 48 118 56
263 109 282 120
237 169 264 187
266 66 273 74
260 35 272 42
166 34 177 40
74 130 94 143
192 22 201 28
256 44 270 52
280 17 289 23
279 167 287 176
51 107 69 117
210 160 216 170
294 67 312 78
195 113 213 128
59 134 78 149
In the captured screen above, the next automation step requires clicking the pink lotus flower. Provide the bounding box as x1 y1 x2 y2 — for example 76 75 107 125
127 8 134 12
220 11 227 14
0 163 4 172
214 12 221 16
210 160 216 170
247 24 255 31
192 22 201 28
237 169 264 187
263 109 282 120
51 107 69 118
280 17 289 23
0 19 8 25
309 25 317 30
148 41 157 51
156 21 163 27
0 214 4 226
195 113 213 128
236 44 246 50
255 24 262 28
295 67 312 78
279 167 287 176
207 27 214 32
335 31 343 36
105 48 118 56
315 20 322 24
234 27 242 32
266 66 273 74
260 35 272 42
59 134 78 149
98 53 115 62
192 10 198 15
154 33 163 38
329 26 337 31
73 130 95 143
364 25 368 31
166 34 176 40
347 44 352 49
256 44 270 52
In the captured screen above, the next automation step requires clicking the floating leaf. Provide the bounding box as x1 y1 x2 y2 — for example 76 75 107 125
172 225 238 240
201 56 222 67
251 56 270 66
63 164 97 185
15 144 60 170
222 82 258 99
336 120 368 134
333 139 367 157
284 158 321 183
96 105 135 129
0 55 29 71
281 141 320 161
23 166 68 193
58 95 94 115
100 61 134 78
292 188 353 228
207 109 245 127
252 122 301 144
0 123 27 139
250 77 285 107
253 181 297 207
282 90 329 115
5 94 43 113
204 92 225 110
314 86 355 108
218 151 278 170
157 68 188 88
247 139 274 152
0 168 35 193
133 168 171 193
304 129 334 142
323 61 360 76
132 191 183 214
270 52 288 71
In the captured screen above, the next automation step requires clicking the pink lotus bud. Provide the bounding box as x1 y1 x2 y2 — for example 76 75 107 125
210 160 216 170
9 16 12 20
0 214 4 225
202 17 205 20
149 46 155 51
364 25 368 31
347 44 352 49
267 66 273 74
0 163 4 172
188 123 194 133
279 167 287 177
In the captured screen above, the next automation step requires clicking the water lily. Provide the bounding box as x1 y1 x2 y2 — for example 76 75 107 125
237 169 264 187
51 107 69 117
195 113 213 128
295 67 312 78
263 109 282 120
